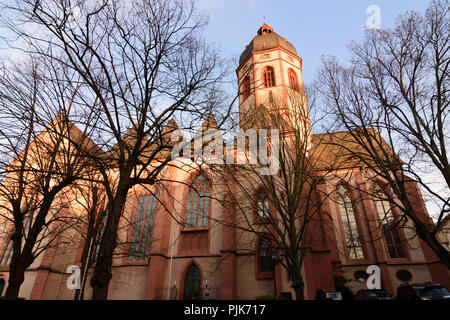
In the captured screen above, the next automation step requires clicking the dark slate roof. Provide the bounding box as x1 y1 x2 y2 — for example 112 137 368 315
239 31 298 65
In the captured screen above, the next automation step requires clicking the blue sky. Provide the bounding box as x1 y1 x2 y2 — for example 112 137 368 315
198 0 447 220
199 0 431 84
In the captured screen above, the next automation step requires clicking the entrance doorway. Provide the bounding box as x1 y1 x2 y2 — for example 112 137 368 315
183 265 201 300
0 278 5 296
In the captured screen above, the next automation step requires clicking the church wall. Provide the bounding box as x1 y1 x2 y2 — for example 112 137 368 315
107 265 149 299
18 270 38 299
1 23 449 301
170 256 222 299
321 168 447 296
236 254 274 299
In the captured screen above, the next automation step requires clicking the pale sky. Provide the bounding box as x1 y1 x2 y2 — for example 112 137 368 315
197 0 445 221
0 0 444 220
199 0 431 84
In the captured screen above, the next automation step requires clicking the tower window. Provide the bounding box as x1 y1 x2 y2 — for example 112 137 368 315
241 76 250 101
288 69 300 92
263 66 275 88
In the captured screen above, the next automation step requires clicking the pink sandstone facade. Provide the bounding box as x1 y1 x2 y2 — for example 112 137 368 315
0 23 449 300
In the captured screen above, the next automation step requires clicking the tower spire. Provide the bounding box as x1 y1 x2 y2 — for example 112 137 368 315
257 22 273 35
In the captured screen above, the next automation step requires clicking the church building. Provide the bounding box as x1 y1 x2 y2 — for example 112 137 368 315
0 23 449 300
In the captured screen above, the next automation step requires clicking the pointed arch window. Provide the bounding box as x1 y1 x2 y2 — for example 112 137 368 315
263 66 275 88
258 238 275 273
128 192 158 260
241 76 250 101
93 209 108 262
374 185 405 259
186 174 210 228
0 235 14 267
257 192 270 218
288 69 300 92
337 185 364 260
0 214 32 266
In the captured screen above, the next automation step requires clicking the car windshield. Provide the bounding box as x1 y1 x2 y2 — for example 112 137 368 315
423 287 450 296
420 287 449 296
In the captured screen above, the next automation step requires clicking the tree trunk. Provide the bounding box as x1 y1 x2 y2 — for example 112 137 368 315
292 274 305 300
4 220 28 299
417 227 450 269
90 192 127 300
4 258 26 300
289 263 305 300
74 233 94 300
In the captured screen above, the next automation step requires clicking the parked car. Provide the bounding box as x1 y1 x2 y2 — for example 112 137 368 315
411 283 450 300
355 289 394 300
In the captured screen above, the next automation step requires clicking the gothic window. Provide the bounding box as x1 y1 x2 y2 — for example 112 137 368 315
93 209 108 262
258 238 275 273
257 192 270 218
186 174 210 228
337 185 364 260
263 66 275 88
241 76 250 101
0 214 32 266
374 185 405 259
0 237 13 266
128 193 158 260
288 69 300 92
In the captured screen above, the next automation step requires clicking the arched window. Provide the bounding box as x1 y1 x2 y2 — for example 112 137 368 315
183 264 201 300
288 69 300 92
186 174 210 228
374 185 405 258
0 214 32 266
337 185 364 260
263 66 275 88
258 238 275 273
128 192 158 260
257 192 270 218
0 238 13 266
93 209 108 262
241 76 250 101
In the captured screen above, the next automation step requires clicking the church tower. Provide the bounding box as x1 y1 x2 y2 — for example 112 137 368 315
237 23 307 131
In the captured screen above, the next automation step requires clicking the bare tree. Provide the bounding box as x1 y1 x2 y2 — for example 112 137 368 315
201 87 338 300
318 0 450 268
66 178 107 300
0 0 230 299
0 56 98 299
